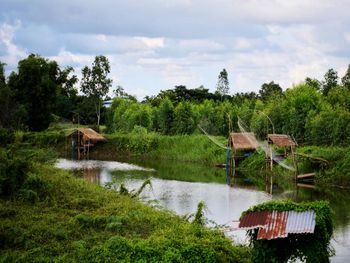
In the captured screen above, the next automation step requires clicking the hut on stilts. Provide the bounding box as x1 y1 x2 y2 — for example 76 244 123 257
226 132 259 180
66 128 106 160
266 134 297 171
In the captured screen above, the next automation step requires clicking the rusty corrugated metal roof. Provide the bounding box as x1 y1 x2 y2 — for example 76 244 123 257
268 134 296 147
257 211 288 240
229 132 259 150
239 211 269 228
239 210 316 240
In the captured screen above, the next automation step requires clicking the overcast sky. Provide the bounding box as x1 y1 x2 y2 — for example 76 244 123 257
1 0 350 99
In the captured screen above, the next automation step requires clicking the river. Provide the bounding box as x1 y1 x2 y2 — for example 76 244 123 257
55 157 350 262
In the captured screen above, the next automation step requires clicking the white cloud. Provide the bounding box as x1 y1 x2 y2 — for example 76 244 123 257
134 37 165 48
1 1 350 99
0 21 27 67
178 39 224 51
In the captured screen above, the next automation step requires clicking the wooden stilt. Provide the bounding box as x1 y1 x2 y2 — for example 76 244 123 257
270 173 273 194
77 132 80 160
270 146 273 171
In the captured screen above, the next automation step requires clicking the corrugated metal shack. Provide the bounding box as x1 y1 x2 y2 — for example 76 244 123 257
67 128 106 159
226 133 259 178
239 210 316 240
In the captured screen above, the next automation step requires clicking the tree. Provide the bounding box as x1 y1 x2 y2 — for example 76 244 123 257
0 62 5 88
172 102 196 134
54 66 78 119
322 68 338 96
8 54 59 131
0 62 14 128
158 98 174 135
81 55 112 126
215 68 229 97
341 64 350 90
258 81 282 101
305 77 321 90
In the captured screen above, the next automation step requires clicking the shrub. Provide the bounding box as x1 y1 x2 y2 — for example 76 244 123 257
19 173 52 202
0 150 31 197
0 128 15 146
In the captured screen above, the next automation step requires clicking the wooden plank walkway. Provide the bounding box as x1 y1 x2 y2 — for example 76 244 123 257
297 183 316 189
297 173 316 179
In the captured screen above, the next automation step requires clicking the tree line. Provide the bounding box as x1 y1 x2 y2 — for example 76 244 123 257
0 54 112 131
1 54 350 146
107 66 350 146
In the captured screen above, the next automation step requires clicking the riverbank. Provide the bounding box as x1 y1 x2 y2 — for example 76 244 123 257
5 128 350 185
0 148 250 262
83 132 227 165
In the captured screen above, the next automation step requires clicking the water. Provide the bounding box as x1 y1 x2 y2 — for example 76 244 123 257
55 158 350 262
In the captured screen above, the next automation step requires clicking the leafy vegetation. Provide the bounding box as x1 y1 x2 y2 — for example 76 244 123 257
96 132 226 165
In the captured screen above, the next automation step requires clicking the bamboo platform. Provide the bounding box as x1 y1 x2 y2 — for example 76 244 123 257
297 173 316 180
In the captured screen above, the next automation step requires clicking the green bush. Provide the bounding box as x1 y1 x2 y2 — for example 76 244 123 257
19 173 52 202
0 149 31 197
0 129 15 146
21 131 65 147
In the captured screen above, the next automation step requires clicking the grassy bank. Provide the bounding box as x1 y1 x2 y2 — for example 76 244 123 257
92 133 227 165
1 128 227 166
0 150 250 262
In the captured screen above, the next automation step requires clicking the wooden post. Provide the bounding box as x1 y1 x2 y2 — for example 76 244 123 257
77 131 80 160
232 149 236 178
270 146 273 171
270 173 273 194
87 139 90 160
291 146 298 182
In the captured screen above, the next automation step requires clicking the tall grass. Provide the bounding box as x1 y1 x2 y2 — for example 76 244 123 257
102 133 226 165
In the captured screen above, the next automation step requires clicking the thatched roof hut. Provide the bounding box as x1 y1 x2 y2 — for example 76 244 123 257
228 132 259 151
67 128 106 142
66 128 106 159
267 134 296 148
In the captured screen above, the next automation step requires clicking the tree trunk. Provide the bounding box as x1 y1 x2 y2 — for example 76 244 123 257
95 100 101 128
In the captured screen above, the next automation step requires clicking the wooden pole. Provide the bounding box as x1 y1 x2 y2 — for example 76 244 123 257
87 139 90 160
270 173 273 194
291 146 298 182
77 131 80 160
270 146 273 171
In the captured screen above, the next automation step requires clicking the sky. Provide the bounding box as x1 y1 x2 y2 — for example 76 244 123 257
1 0 350 100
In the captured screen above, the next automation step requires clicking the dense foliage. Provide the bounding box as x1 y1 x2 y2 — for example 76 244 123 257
242 200 333 263
105 67 350 147
97 132 225 165
0 55 109 131
2 54 350 148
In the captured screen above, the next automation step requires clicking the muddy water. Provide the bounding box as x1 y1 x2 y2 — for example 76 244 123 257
55 158 350 262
